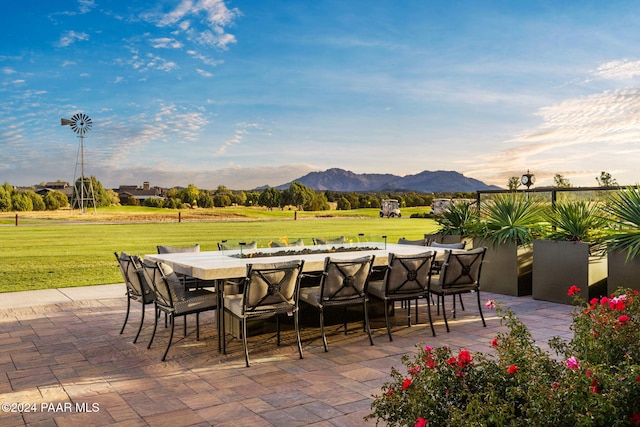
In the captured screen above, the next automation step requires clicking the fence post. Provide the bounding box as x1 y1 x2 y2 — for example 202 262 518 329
15 214 18 226
178 212 181 223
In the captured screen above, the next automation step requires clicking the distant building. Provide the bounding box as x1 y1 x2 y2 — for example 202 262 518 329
117 181 164 205
34 181 74 199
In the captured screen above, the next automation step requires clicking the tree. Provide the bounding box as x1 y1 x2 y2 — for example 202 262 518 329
596 171 618 187
44 190 68 210
553 174 571 188
198 192 214 208
24 191 45 211
0 186 11 211
11 193 32 211
213 193 231 207
258 187 282 210
336 197 351 210
507 177 522 191
180 184 200 206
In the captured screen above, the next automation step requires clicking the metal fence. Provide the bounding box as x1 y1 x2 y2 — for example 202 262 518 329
476 186 624 207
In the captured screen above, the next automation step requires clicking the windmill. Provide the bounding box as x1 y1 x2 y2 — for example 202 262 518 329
61 113 96 213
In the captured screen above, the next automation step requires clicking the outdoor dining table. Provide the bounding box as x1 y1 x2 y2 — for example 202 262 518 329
145 242 446 353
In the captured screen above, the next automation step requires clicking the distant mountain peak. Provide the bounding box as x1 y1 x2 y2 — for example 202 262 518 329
276 168 501 192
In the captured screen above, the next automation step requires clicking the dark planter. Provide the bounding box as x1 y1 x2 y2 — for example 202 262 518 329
607 248 640 294
474 238 532 296
532 240 607 304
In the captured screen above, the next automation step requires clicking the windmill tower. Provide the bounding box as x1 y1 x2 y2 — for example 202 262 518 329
61 113 96 213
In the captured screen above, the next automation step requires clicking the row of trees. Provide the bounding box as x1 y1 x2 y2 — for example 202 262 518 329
0 183 68 212
507 171 618 190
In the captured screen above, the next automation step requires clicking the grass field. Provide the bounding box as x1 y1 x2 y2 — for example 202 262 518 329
0 205 438 293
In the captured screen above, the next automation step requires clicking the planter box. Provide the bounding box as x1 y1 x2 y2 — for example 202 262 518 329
607 248 640 294
473 238 532 297
532 240 607 304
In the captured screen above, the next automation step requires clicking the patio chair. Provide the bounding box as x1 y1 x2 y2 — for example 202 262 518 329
222 260 305 367
217 241 258 251
397 237 428 246
428 241 468 312
428 247 487 333
157 244 202 290
299 255 375 351
141 259 218 361
367 251 435 340
313 236 346 245
114 251 154 343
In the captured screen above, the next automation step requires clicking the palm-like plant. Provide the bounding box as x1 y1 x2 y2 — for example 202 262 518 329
603 186 640 261
435 200 478 236
544 200 607 243
475 193 545 247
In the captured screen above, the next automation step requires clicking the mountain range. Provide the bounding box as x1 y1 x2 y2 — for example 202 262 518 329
275 168 502 192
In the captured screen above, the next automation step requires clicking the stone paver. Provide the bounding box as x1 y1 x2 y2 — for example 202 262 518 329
0 285 573 426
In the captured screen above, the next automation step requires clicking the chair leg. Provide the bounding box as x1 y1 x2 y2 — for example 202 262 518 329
184 315 187 337
148 305 159 349
363 300 373 346
294 310 303 360
459 294 465 311
221 309 227 355
120 296 131 335
415 298 419 324
276 315 281 346
343 306 348 335
384 300 393 342
453 294 457 319
406 298 411 327
162 314 175 361
133 303 146 344
476 291 486 327
242 318 250 367
320 308 328 352
441 295 450 333
196 312 200 341
426 294 436 337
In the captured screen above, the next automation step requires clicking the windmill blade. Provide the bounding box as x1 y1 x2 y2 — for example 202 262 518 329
61 118 73 126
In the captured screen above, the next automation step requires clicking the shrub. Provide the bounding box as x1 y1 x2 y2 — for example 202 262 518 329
367 288 640 426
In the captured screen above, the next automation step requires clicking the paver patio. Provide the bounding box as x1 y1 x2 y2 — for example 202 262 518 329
0 285 573 426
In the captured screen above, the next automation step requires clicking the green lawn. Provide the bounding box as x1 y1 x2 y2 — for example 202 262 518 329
0 208 438 292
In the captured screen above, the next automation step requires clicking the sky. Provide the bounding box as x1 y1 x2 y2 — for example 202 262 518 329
3 1 640 191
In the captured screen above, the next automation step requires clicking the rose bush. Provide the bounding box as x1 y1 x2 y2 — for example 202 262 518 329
366 287 640 426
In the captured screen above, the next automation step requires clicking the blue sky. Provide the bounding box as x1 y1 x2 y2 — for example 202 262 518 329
3 1 640 190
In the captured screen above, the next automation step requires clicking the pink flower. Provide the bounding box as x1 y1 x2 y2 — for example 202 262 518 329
408 365 421 375
426 360 436 369
567 285 581 296
600 296 610 307
402 378 412 390
565 356 580 370
446 357 457 366
385 389 394 396
424 345 433 353
507 364 518 374
414 417 428 427
618 314 631 324
491 338 498 348
485 299 496 309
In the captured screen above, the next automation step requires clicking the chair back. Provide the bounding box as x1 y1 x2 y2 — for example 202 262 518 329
218 241 258 251
157 244 200 254
319 256 374 304
313 236 346 245
397 237 428 246
115 252 153 302
141 260 187 311
428 241 466 250
439 247 487 290
242 260 305 315
383 252 434 296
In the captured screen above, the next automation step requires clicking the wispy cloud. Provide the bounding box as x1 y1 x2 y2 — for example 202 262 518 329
150 37 183 49
215 123 261 155
57 30 89 47
592 59 640 81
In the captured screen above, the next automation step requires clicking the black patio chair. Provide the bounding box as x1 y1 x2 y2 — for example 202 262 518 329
114 251 154 343
428 247 487 334
367 251 435 340
299 255 375 351
141 259 218 361
222 260 305 367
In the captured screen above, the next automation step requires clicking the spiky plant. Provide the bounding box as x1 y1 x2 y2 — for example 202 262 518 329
544 200 607 243
435 200 478 236
476 193 545 247
603 186 640 261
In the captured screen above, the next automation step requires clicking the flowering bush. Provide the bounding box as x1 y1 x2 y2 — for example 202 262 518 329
366 287 640 427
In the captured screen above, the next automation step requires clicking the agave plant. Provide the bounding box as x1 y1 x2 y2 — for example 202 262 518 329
475 193 545 247
543 200 608 243
603 186 640 261
435 200 478 236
